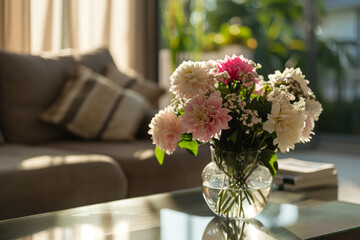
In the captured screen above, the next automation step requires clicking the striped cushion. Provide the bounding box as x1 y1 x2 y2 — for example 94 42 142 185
105 65 165 107
41 66 150 141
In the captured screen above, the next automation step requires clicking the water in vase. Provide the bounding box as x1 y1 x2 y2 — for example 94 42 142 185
202 179 272 219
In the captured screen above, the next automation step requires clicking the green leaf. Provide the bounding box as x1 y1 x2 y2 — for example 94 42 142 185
178 108 185 116
247 96 272 120
180 134 192 141
155 147 165 165
217 84 231 96
226 130 238 144
251 94 260 100
178 140 198 156
260 149 278 177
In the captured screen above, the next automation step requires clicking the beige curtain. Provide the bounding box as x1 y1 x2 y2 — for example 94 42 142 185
31 0 110 54
30 0 63 53
129 0 158 81
0 0 158 81
0 0 31 53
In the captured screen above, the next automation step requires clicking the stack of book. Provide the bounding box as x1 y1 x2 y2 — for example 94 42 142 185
275 158 338 192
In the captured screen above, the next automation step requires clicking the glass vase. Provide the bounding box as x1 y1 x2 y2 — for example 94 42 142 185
201 146 273 219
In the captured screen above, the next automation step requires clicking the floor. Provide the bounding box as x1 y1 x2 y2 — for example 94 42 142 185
278 137 360 204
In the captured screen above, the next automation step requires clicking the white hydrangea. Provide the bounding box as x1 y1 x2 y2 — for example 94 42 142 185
202 60 217 71
293 97 306 111
268 87 295 104
305 99 323 121
300 115 315 143
300 99 323 143
263 102 306 153
170 60 215 99
268 68 312 97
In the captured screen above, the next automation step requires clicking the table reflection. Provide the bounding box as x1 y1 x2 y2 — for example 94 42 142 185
14 221 131 240
256 202 299 228
159 208 280 240
160 201 302 240
202 217 274 240
3 188 354 240
160 208 212 240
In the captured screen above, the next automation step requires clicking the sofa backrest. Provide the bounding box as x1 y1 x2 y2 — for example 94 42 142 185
0 128 4 144
0 48 116 144
76 47 116 75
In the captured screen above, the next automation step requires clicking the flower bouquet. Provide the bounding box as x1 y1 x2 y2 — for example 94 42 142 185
149 54 322 219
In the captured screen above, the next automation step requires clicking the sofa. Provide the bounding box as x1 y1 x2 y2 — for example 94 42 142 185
0 48 211 220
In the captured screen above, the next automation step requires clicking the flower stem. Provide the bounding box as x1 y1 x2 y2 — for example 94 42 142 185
258 135 266 149
239 191 244 218
257 189 267 203
250 131 256 149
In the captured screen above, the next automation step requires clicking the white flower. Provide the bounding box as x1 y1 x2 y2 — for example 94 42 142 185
263 102 306 153
293 97 306 111
268 87 295 104
269 68 311 97
202 60 217 71
299 99 322 143
170 60 215 99
305 99 323 121
300 115 315 143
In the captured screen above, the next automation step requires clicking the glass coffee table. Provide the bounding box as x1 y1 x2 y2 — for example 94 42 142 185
0 187 359 240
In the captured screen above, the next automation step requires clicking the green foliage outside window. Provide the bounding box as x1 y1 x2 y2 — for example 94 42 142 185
159 0 357 135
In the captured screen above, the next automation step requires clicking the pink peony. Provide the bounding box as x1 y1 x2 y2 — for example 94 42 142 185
181 91 232 142
148 107 186 155
216 54 257 85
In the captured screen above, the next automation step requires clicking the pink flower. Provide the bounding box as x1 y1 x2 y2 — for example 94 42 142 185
148 107 186 155
182 91 232 142
252 83 264 96
216 54 257 85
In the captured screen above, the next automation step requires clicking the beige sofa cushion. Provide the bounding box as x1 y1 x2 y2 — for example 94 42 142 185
0 144 128 220
44 140 211 198
105 65 165 107
42 66 150 141
0 50 75 143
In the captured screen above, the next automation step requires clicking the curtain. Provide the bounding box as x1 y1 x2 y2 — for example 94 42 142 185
0 0 31 53
30 0 63 53
0 0 158 81
128 0 158 81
